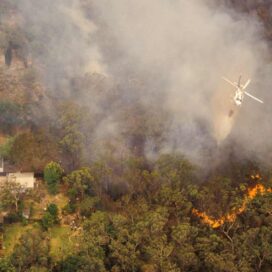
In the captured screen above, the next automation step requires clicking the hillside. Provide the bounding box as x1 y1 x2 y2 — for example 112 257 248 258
0 1 272 272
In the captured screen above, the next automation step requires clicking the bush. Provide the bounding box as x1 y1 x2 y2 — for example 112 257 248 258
62 202 76 215
47 203 59 222
44 161 64 194
41 203 59 230
40 213 54 230
79 196 100 217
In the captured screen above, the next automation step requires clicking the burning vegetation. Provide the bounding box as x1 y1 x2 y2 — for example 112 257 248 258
193 181 272 228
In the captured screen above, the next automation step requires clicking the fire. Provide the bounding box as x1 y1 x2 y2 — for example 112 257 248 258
193 183 271 228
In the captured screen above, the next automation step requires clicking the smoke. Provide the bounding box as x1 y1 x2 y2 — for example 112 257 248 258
16 0 272 167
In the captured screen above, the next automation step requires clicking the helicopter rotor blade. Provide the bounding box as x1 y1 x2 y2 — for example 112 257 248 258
222 77 238 89
242 79 251 90
244 91 264 104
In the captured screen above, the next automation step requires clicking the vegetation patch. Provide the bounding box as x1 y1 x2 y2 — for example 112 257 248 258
3 223 33 256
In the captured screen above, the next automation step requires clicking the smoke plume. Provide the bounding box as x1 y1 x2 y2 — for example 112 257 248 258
17 0 272 167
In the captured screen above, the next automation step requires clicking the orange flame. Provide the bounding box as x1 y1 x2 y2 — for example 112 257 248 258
193 183 271 228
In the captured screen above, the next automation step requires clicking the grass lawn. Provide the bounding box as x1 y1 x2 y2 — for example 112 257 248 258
49 225 76 260
3 223 33 256
3 223 78 261
2 184 75 259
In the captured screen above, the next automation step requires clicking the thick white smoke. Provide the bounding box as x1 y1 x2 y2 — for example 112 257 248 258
17 0 272 166
90 0 270 164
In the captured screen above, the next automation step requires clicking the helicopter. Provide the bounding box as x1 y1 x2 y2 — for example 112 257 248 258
222 75 264 106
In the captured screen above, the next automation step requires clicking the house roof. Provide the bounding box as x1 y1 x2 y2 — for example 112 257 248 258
7 172 35 188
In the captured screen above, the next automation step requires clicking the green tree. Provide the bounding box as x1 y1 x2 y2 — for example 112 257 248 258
41 203 59 230
55 255 101 272
109 214 142 272
64 167 95 202
10 229 50 272
0 136 15 159
234 194 272 272
58 102 84 170
40 213 55 230
79 196 100 217
44 161 64 194
171 223 199 271
195 234 237 272
78 212 110 271
155 154 195 189
138 207 180 272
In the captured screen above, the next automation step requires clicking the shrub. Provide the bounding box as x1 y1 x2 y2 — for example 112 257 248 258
44 161 64 194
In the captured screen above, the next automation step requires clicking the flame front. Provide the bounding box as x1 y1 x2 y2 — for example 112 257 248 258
193 183 271 228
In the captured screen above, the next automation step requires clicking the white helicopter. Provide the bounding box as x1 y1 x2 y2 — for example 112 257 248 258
222 76 264 106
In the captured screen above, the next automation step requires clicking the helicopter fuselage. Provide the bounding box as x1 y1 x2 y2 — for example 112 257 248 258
234 87 244 106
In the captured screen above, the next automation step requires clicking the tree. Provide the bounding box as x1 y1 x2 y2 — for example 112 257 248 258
195 177 244 219
58 102 84 170
54 254 102 272
41 203 59 230
195 234 237 272
0 181 25 213
77 212 110 271
79 196 100 217
109 214 142 272
155 185 193 219
155 154 195 189
44 161 64 194
138 207 180 272
9 131 59 172
40 212 55 230
10 229 50 271
64 167 95 202
171 223 199 271
234 194 272 271
236 226 272 272
0 136 15 159
47 203 59 221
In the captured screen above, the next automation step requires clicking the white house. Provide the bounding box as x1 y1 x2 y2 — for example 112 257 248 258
0 159 36 189
7 172 35 189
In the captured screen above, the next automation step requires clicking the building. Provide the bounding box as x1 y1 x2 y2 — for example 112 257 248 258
0 159 35 189
7 172 35 189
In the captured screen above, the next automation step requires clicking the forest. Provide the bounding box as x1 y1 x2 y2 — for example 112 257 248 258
0 0 272 271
